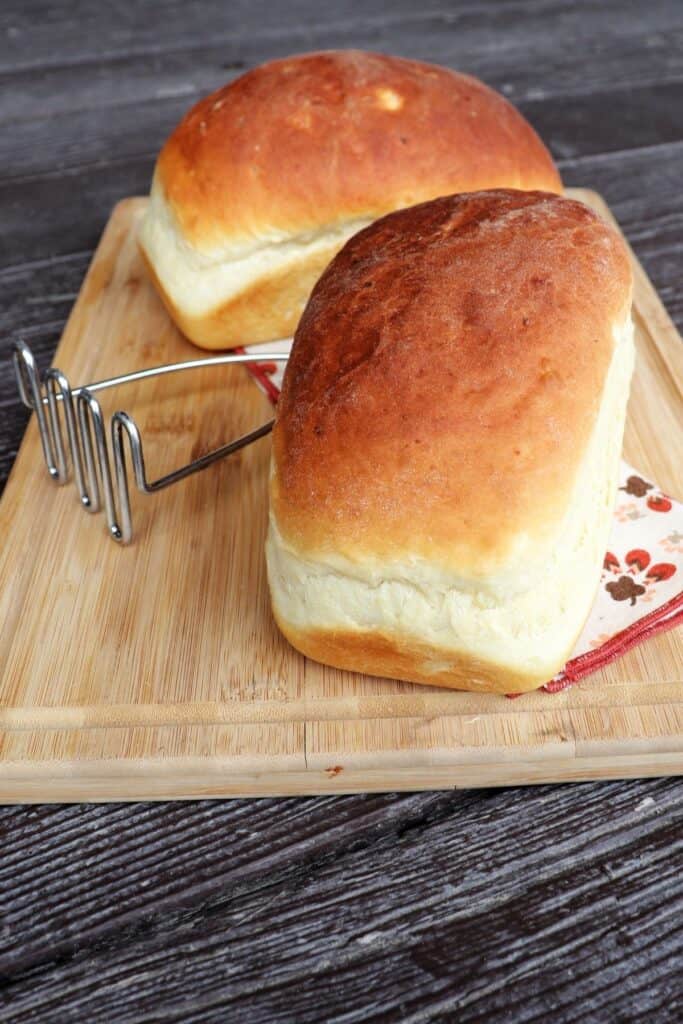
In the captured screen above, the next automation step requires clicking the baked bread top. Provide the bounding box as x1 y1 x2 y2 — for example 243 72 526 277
271 189 633 583
155 50 562 258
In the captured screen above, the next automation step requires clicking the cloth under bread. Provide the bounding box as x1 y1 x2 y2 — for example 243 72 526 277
242 345 682 693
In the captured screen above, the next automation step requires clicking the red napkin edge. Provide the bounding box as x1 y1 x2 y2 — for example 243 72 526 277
506 589 683 697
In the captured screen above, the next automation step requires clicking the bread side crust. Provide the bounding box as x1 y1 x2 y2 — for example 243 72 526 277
139 238 348 349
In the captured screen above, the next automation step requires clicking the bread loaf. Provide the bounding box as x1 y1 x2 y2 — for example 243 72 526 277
267 190 634 693
139 51 561 349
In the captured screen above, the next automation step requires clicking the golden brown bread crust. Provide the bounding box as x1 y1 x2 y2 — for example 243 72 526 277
271 189 633 578
273 616 555 694
156 50 561 251
140 240 340 348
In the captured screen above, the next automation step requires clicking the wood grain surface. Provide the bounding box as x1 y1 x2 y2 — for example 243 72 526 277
1 1 682 1020
1 190 681 800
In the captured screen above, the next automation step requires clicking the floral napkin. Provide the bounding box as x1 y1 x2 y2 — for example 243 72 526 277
543 464 682 692
240 344 682 693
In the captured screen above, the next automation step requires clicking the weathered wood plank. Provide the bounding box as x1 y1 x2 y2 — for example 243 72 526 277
0 792 420 970
0 1 666 67
1 780 681 1021
1 0 681 129
0 158 153 269
520 82 683 161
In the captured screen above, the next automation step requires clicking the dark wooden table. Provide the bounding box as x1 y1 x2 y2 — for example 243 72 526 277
1 3 682 1020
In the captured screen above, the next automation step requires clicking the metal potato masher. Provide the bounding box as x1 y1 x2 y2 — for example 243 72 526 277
12 339 290 545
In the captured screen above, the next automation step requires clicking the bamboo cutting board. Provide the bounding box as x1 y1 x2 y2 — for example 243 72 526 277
0 190 682 802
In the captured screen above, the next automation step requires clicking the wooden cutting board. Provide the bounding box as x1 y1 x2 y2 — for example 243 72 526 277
1 189 681 802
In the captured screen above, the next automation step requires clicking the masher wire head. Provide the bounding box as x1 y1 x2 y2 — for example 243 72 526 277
12 339 289 544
